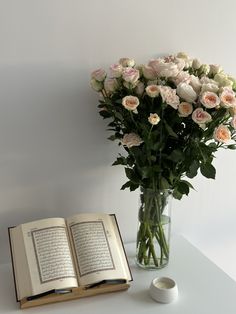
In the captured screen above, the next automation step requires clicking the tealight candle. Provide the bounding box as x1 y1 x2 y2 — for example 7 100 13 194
149 277 178 303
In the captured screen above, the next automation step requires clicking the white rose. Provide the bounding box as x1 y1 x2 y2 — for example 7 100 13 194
174 58 186 71
200 64 210 75
122 95 140 112
121 133 143 148
189 75 202 93
148 113 160 125
200 76 219 85
119 58 135 67
178 102 193 117
176 83 197 103
155 61 179 78
176 52 190 59
172 71 191 86
192 58 202 70
200 91 220 109
149 58 180 77
228 76 236 89
214 73 233 87
90 78 103 92
192 108 212 125
209 64 222 76
148 59 162 72
110 64 123 78
145 85 159 98
104 78 118 93
201 83 219 93
142 65 156 80
91 68 106 82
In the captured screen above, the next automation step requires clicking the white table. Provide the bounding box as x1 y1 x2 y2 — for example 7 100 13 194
1 235 236 313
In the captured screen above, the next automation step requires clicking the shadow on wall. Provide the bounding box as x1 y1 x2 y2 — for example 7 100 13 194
0 64 123 263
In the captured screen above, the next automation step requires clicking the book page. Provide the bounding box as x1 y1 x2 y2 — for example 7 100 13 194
15 218 78 299
66 213 131 287
9 227 32 301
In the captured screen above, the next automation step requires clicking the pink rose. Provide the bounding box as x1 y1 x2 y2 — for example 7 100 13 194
122 95 139 112
122 67 140 84
104 78 118 93
155 61 179 78
172 71 191 86
192 108 212 125
135 82 145 96
145 85 159 98
214 125 231 143
110 64 123 78
200 92 220 109
91 68 106 82
220 88 236 108
158 86 179 109
121 133 143 148
142 65 156 80
178 102 193 117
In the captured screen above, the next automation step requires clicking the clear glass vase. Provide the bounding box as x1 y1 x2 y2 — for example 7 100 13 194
136 188 172 269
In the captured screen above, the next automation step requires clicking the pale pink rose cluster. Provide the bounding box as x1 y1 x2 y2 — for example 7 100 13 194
91 52 236 147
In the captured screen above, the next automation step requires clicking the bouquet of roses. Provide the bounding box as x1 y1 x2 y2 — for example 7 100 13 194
91 52 236 199
90 52 236 268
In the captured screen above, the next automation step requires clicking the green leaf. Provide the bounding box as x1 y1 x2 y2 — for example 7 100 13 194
125 168 140 184
164 122 178 139
99 110 111 119
177 181 190 195
112 156 127 166
208 142 218 149
120 181 131 190
173 189 183 200
160 177 170 189
180 180 194 190
227 144 236 150
186 160 199 178
114 112 124 121
141 167 150 179
200 163 216 179
168 149 184 162
130 183 139 191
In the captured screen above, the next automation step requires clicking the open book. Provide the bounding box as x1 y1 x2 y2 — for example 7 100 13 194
9 213 132 307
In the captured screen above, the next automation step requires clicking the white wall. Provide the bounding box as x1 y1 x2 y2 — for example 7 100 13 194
1 0 236 280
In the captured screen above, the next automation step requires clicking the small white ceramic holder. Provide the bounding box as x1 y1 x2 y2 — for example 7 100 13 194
149 277 178 303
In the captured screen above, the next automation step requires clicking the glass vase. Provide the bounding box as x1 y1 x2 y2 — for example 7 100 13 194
136 188 172 269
